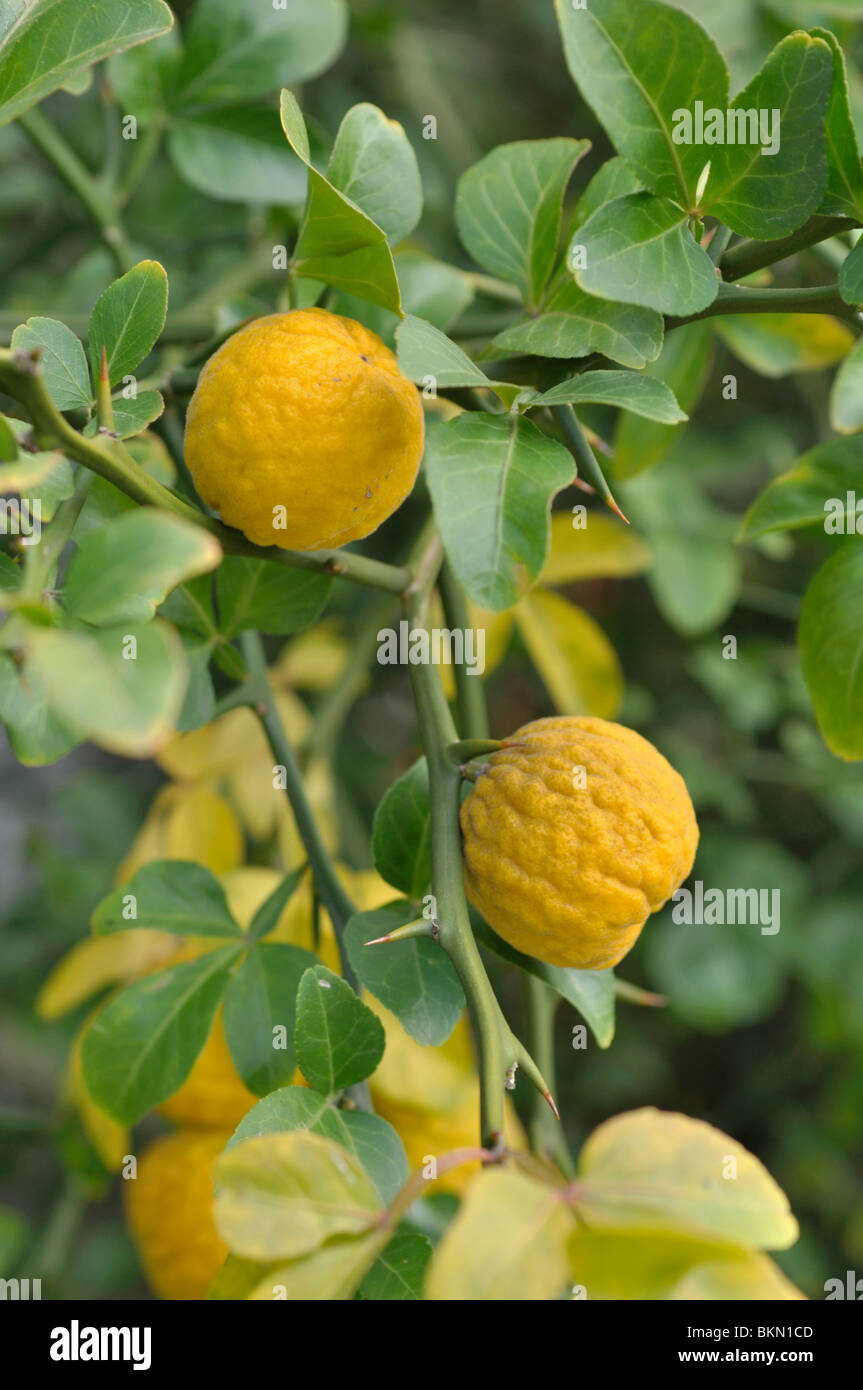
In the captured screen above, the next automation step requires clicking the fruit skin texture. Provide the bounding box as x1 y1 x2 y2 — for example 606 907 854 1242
125 1129 231 1300
460 715 698 971
184 308 424 552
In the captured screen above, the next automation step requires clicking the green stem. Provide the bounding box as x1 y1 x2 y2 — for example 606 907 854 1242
438 560 489 740
673 280 863 330
552 404 629 522
17 108 135 273
720 214 858 282
239 631 359 984
522 976 574 1177
23 468 93 600
0 313 215 344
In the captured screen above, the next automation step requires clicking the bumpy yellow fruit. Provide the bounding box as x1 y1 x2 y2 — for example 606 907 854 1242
184 309 424 551
460 716 698 970
125 1129 230 1300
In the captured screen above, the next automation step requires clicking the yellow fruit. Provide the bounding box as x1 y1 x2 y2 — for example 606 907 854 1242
157 1012 258 1130
184 309 424 552
460 715 698 971
125 1129 230 1300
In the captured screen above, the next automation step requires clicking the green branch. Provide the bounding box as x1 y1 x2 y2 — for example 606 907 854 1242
671 280 863 331
438 559 489 741
720 214 858 282
239 631 359 986
17 108 136 274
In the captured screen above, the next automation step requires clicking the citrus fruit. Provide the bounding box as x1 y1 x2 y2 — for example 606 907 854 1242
184 308 424 551
460 715 698 970
126 1128 231 1300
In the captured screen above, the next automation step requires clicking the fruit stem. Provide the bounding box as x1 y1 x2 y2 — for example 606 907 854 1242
522 976 575 1177
438 559 490 740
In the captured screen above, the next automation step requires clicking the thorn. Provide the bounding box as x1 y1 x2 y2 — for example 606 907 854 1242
100 344 109 383
606 494 630 526
543 1090 560 1121
365 917 432 946
572 476 597 495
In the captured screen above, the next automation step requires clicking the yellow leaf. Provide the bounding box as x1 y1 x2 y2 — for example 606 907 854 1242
568 1229 753 1300
575 1108 799 1251
540 511 652 586
425 1166 575 1300
36 930 177 1019
247 1232 388 1301
715 314 854 379
670 1251 806 1300
213 1132 382 1262
515 588 623 718
117 782 244 882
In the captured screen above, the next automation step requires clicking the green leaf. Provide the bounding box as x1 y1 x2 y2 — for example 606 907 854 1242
0 652 79 766
831 339 863 433
216 556 332 637
839 238 863 306
714 313 854 377
531 370 687 423
345 904 465 1046
87 260 169 389
359 1231 432 1300
213 1130 382 1262
248 867 307 941
799 544 863 760
229 1086 407 1205
514 590 624 721
456 138 590 307
371 757 431 899
24 619 188 757
572 194 718 316
106 27 181 125
812 28 863 221
280 91 401 314
472 917 615 1048
10 317 90 410
92 860 241 938
424 413 574 611
63 508 221 626
168 108 308 205
328 103 422 245
741 436 863 538
555 0 728 205
224 943 319 1095
490 277 663 370
572 157 643 230
703 34 833 240
294 966 386 1094
177 0 347 110
574 1107 799 1249
395 314 515 402
0 0 173 125
613 322 712 479
80 946 241 1124
426 1167 576 1300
